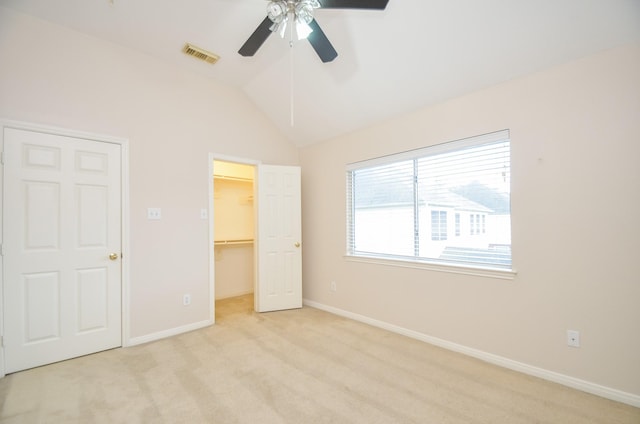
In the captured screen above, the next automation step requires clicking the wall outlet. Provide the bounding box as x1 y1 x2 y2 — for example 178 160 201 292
183 294 191 306
567 330 580 347
330 281 337 292
147 208 162 220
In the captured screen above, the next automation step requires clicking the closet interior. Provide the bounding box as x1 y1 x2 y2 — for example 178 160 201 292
213 160 255 300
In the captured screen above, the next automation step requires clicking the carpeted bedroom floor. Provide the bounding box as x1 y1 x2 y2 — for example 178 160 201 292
1 294 638 423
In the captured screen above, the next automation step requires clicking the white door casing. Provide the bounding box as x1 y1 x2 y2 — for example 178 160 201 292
2 126 123 373
256 165 302 312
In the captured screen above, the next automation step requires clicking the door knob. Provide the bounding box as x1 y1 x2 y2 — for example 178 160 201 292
294 242 300 248
109 253 119 261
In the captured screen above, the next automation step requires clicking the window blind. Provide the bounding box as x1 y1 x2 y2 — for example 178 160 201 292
346 130 511 270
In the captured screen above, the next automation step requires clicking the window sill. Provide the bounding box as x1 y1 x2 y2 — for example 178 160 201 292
344 254 517 280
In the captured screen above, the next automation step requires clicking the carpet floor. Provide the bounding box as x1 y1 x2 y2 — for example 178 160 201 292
1 294 638 423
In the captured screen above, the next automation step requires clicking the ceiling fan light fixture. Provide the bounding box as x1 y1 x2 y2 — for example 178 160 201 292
266 0 320 40
295 1 317 24
267 1 288 22
267 1 289 38
240 0 387 61
295 19 313 40
270 17 289 38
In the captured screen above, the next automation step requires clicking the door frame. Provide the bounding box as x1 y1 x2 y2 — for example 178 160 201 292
0 119 131 378
208 153 260 322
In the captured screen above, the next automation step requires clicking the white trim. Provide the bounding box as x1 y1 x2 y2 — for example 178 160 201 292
0 119 132 366
0 119 128 145
120 141 132 347
345 255 517 280
303 299 640 408
127 319 212 347
0 126 4 379
208 154 215 325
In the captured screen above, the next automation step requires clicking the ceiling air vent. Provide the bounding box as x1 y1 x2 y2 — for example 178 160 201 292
182 43 220 64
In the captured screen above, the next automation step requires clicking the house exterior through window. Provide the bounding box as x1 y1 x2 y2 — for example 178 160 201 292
346 130 511 270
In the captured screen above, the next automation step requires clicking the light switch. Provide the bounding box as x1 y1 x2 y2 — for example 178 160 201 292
147 208 161 220
200 208 208 219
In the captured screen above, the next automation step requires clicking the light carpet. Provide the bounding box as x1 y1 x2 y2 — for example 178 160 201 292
1 295 638 423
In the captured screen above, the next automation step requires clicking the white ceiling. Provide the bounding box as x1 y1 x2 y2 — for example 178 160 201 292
2 0 639 146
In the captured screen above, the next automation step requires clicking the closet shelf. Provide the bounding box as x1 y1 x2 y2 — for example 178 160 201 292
214 239 254 246
214 175 253 183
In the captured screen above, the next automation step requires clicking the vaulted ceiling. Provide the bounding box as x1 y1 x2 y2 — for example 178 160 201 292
1 0 639 146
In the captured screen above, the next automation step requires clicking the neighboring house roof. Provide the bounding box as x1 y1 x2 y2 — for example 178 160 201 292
425 189 493 213
356 186 494 214
450 181 510 214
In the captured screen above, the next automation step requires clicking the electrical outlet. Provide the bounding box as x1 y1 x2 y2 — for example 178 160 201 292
183 294 191 306
330 281 337 292
567 330 580 347
147 208 162 220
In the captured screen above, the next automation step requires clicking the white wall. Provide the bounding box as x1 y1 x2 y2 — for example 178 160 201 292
0 8 298 339
300 44 640 400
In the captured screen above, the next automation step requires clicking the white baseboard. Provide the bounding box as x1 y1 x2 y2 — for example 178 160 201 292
126 319 212 347
303 299 640 408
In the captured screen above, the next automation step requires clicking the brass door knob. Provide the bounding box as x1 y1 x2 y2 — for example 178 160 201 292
294 242 301 248
109 253 119 261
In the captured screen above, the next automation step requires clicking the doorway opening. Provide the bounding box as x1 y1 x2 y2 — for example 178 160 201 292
208 156 302 322
211 158 257 322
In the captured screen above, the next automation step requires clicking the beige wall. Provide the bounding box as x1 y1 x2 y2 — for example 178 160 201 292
300 44 640 397
0 8 298 338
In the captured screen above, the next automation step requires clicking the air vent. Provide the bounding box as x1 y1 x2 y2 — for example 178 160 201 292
182 43 220 64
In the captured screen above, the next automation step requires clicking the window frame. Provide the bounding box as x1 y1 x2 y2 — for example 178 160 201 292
345 130 515 278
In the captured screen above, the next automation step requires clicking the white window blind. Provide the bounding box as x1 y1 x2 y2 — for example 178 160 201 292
347 130 511 270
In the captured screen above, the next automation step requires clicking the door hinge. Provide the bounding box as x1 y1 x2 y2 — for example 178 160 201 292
0 336 3 347
0 244 3 256
0 151 4 165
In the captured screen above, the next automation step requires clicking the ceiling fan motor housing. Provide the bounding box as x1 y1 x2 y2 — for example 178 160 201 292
239 0 389 62
267 1 319 26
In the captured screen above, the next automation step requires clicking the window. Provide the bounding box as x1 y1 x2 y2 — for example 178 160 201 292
347 130 511 270
471 214 483 235
431 210 447 241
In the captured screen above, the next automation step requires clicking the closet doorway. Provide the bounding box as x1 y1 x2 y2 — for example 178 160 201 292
212 159 256 318
209 155 302 321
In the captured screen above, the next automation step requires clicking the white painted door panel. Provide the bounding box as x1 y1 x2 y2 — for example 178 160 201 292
256 165 302 312
3 127 122 373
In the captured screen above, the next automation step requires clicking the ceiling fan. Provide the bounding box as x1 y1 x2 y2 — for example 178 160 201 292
238 0 389 63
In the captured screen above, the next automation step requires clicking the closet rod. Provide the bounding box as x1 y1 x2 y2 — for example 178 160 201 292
214 239 254 246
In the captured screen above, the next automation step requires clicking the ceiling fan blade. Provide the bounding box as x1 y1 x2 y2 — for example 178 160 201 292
307 19 338 63
318 0 389 9
238 16 274 57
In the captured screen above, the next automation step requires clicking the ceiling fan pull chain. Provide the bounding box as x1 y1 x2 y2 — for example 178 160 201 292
290 33 295 127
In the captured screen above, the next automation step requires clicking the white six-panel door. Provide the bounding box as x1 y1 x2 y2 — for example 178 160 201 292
2 127 122 373
256 165 302 312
